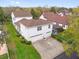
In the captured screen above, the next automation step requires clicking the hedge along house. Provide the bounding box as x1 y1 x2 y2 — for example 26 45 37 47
11 10 68 42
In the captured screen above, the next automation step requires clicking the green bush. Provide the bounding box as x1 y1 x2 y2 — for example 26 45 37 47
21 38 31 45
25 41 32 45
16 32 21 37
67 39 74 44
55 35 63 42
51 33 65 42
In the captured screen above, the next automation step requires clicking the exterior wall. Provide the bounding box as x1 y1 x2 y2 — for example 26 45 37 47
20 23 53 42
28 24 52 42
53 22 68 29
30 35 43 42
15 24 20 32
20 24 30 41
11 12 15 24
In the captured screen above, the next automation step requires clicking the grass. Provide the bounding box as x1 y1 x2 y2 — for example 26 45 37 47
0 54 8 59
6 22 41 59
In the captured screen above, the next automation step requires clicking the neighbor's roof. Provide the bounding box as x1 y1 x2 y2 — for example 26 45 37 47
15 11 68 27
13 9 32 17
43 12 68 25
15 19 52 27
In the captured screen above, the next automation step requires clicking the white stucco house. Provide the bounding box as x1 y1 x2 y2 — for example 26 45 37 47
11 10 68 42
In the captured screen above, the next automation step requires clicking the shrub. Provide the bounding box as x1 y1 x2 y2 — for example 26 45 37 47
67 39 74 44
51 33 64 42
55 35 63 42
20 36 24 39
25 41 31 45
56 28 64 33
16 34 21 37
16 32 21 37
21 38 31 45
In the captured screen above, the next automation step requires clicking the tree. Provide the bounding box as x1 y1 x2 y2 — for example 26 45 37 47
69 8 73 13
50 7 56 13
64 16 79 55
0 7 4 24
55 16 79 56
72 7 79 15
31 8 42 19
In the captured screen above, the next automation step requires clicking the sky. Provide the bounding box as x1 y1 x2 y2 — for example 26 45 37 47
0 0 79 8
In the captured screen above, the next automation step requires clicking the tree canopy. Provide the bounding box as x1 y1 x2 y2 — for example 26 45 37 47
55 16 79 55
31 8 42 19
50 7 56 13
73 7 79 13
0 7 4 24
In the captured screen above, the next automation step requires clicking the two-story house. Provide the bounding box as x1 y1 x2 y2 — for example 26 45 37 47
11 10 68 42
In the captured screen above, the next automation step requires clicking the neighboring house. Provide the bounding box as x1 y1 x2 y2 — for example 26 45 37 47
40 12 68 34
58 10 72 16
11 10 68 42
11 10 32 24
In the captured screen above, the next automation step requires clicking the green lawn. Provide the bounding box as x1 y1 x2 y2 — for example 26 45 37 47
6 22 41 59
0 54 8 59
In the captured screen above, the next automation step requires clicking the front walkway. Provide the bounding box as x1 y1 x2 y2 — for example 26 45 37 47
33 37 64 59
0 44 8 55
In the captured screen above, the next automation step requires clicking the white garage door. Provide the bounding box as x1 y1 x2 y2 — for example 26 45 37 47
43 32 51 38
30 34 43 42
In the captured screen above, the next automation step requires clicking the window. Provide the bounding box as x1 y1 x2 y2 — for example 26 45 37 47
37 26 42 31
48 24 51 28
59 24 62 27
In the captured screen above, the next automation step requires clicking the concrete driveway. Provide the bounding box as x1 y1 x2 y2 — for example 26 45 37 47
33 37 64 59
